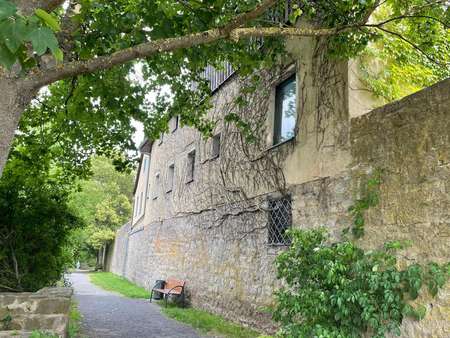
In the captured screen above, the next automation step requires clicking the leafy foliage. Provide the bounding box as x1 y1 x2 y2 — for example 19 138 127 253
68 157 133 266
0 0 62 69
0 141 82 292
359 1 450 102
19 65 146 176
274 228 449 338
0 0 447 166
343 170 382 238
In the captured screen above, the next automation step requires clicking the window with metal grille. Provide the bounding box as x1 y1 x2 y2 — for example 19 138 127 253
268 196 292 245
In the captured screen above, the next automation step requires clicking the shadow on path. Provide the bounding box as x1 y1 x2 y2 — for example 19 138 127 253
69 272 202 338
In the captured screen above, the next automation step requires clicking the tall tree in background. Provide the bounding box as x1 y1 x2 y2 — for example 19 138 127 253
69 157 133 269
0 0 448 176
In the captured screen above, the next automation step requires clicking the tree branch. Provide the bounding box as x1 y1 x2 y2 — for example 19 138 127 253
13 0 65 15
374 26 445 66
24 0 279 88
25 24 352 90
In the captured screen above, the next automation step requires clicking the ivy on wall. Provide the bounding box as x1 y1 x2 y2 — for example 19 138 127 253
273 172 449 338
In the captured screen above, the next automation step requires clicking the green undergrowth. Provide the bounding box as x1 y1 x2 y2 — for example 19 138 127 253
159 302 264 338
89 272 150 298
68 300 82 338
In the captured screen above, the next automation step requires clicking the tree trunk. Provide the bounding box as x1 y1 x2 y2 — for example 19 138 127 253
0 77 34 176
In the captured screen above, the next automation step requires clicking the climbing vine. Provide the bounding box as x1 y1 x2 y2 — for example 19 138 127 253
344 169 382 239
273 172 449 338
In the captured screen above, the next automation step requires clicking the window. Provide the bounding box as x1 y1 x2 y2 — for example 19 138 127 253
186 150 195 183
167 163 175 192
268 196 292 245
143 157 148 173
170 116 179 133
274 74 297 145
153 173 160 199
211 133 221 159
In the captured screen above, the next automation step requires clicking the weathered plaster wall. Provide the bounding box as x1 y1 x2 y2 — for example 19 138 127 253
108 76 449 335
0 287 73 337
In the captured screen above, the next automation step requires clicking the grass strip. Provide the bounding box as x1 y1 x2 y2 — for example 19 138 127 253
161 303 264 338
89 272 150 298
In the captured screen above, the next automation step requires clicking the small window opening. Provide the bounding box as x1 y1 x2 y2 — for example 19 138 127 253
167 163 175 192
211 133 221 159
153 173 160 199
186 150 195 183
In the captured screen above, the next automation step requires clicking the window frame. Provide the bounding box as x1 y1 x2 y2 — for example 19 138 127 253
273 73 297 146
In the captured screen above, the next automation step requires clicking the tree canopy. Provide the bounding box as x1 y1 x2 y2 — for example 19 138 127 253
0 0 448 175
68 156 133 267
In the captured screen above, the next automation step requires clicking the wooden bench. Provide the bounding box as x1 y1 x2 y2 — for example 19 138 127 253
150 278 186 307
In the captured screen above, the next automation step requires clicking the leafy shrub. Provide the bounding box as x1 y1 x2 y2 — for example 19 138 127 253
273 228 449 338
0 148 82 292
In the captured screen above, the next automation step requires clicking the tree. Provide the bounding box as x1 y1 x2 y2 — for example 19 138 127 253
0 0 448 176
68 156 133 269
0 138 82 292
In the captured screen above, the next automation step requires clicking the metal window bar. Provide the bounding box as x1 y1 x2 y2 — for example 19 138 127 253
268 197 292 245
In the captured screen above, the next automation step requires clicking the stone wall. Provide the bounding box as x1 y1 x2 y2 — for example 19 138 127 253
108 78 449 336
350 79 450 337
0 287 73 337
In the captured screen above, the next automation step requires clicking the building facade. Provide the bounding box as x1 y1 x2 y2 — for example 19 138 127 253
107 34 450 336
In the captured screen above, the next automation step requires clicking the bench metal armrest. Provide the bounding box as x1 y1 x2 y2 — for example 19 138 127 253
151 281 166 291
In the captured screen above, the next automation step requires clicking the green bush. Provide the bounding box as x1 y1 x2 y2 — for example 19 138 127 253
273 228 449 338
0 148 82 292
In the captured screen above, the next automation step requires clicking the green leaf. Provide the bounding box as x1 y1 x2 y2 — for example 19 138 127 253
0 42 16 68
26 26 58 55
34 9 61 32
0 0 16 21
0 17 28 53
51 47 63 62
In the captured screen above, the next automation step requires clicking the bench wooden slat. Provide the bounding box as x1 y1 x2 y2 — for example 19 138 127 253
153 288 182 295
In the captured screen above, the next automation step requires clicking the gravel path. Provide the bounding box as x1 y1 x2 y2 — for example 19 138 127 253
69 272 202 338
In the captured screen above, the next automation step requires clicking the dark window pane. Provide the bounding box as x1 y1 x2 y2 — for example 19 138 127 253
212 133 221 159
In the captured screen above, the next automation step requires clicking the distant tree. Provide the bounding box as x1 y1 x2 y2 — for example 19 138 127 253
69 156 133 269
